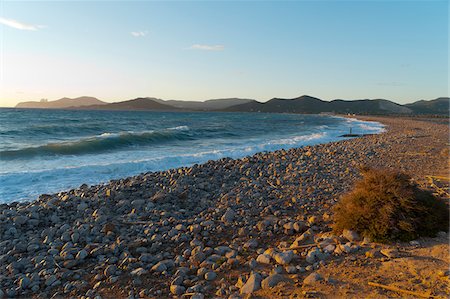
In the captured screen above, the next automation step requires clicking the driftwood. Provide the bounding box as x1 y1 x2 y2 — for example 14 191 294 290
368 281 439 299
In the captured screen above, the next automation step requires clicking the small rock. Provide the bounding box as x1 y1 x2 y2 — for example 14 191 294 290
256 254 271 264
76 249 88 261
303 272 323 285
170 285 185 295
19 276 31 289
240 272 262 294
151 261 167 272
409 240 420 246
248 258 257 269
342 229 360 242
191 293 204 299
131 268 147 276
243 239 258 249
204 271 217 281
380 248 399 259
45 275 57 286
104 265 117 277
323 244 335 254
285 266 297 274
261 274 290 289
273 251 294 265
221 208 236 223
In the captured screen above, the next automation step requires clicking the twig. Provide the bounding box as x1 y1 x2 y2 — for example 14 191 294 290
368 281 439 299
121 220 153 225
53 258 62 269
267 181 278 189
280 243 317 251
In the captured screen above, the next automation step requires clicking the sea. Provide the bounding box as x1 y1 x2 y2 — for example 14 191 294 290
0 109 384 203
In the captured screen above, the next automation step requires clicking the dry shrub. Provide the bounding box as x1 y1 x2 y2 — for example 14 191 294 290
333 168 449 243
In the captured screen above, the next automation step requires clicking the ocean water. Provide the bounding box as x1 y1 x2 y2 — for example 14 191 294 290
0 109 384 203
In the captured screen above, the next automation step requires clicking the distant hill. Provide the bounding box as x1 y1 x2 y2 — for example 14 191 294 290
405 97 450 115
222 95 412 114
15 96 106 109
14 95 448 115
77 97 181 111
223 95 328 113
153 98 256 111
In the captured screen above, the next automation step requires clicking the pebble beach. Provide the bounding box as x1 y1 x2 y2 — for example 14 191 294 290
0 116 448 299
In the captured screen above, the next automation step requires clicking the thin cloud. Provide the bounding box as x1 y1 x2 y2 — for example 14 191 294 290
0 17 44 31
131 31 148 37
189 44 225 51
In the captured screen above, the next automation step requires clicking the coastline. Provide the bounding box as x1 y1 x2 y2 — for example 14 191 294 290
0 113 383 203
0 115 448 298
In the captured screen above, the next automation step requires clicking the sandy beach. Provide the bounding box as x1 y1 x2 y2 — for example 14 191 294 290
0 116 448 299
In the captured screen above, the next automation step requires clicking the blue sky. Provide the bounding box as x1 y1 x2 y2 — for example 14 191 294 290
0 0 448 106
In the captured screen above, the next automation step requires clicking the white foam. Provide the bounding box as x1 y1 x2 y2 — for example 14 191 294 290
0 117 385 203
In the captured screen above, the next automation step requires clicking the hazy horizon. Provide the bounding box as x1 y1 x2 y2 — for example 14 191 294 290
0 1 448 107
3 94 449 109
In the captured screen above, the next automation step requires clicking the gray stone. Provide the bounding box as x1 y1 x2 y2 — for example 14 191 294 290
342 229 360 242
76 249 88 261
45 275 57 286
323 244 336 254
221 208 236 223
380 248 399 259
303 272 323 285
273 251 294 265
170 285 185 295
104 265 117 277
248 258 257 269
171 276 184 286
256 254 271 264
285 266 297 274
19 276 31 289
204 271 217 281
13 215 28 226
243 239 258 249
191 293 204 299
261 274 290 289
305 248 324 264
240 272 262 294
130 268 147 276
151 261 167 272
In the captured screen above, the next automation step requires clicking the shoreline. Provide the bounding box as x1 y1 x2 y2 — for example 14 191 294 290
1 114 383 204
0 115 448 298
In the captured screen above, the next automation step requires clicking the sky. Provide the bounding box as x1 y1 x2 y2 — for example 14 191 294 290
0 0 448 107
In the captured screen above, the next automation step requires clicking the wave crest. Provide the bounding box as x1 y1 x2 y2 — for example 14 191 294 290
0 128 193 160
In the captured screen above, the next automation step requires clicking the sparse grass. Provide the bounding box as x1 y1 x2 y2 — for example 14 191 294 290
333 168 449 243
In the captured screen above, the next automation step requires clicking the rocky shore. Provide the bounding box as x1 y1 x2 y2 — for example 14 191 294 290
0 116 448 299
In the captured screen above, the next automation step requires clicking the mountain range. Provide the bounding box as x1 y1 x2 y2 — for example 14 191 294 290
15 96 106 109
13 95 449 115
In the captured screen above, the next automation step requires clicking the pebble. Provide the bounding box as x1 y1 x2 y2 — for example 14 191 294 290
273 251 294 265
170 285 185 295
240 272 262 294
256 253 272 264
261 274 290 289
342 229 360 242
221 208 236 223
303 272 323 285
204 271 217 281
380 248 400 259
